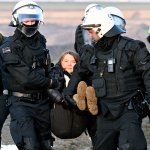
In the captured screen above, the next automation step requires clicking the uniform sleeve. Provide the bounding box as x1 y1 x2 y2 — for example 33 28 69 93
74 24 84 55
0 47 50 88
133 40 150 101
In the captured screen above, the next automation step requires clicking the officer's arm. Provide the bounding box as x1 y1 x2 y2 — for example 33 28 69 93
74 24 84 55
63 64 83 95
133 40 150 101
0 49 51 88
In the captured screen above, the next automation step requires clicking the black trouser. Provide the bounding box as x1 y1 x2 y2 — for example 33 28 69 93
0 95 9 147
94 108 147 150
8 96 53 150
86 114 97 149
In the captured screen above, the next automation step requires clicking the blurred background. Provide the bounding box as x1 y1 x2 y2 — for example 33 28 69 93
0 0 150 63
0 1 150 150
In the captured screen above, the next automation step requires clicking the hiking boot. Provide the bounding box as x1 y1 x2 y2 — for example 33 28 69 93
86 86 98 115
73 81 87 111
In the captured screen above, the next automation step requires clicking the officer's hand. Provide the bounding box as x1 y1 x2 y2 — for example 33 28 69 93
74 25 84 54
63 95 77 109
47 89 63 103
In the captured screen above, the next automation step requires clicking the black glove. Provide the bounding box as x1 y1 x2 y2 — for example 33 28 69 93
74 25 84 55
63 95 77 109
47 89 63 103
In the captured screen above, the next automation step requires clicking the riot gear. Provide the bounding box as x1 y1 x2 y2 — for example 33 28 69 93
82 3 103 21
104 6 126 32
9 0 43 37
0 1 55 149
82 9 125 38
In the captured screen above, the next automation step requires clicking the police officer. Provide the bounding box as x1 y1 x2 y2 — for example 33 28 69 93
0 33 9 148
64 9 149 150
74 3 103 56
73 4 104 149
0 0 59 149
74 4 126 149
74 4 126 56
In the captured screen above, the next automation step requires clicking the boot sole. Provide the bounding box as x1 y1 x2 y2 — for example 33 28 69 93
86 86 98 115
74 81 87 111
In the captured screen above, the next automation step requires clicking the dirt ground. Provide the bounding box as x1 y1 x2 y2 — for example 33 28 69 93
0 2 150 150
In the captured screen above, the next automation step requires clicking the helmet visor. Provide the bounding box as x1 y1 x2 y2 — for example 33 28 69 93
104 25 125 37
112 15 126 31
18 14 43 23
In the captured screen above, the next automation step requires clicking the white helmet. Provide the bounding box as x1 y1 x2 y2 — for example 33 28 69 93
82 9 125 38
9 0 43 37
10 0 43 26
82 3 103 21
104 6 126 32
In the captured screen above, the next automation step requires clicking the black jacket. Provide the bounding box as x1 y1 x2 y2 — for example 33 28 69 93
0 29 51 93
64 35 150 117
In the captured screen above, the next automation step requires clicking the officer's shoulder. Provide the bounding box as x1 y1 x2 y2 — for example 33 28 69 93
0 36 14 49
39 33 46 43
120 36 146 50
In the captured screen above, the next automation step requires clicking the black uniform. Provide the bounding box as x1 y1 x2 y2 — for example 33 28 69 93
0 29 54 150
74 24 98 147
0 34 9 147
64 35 150 150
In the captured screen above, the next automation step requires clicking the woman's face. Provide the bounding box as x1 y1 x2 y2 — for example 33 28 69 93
61 54 76 73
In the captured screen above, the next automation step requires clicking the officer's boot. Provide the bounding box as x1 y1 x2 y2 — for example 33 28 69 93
73 81 87 111
40 135 55 150
86 86 98 115
40 139 54 150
